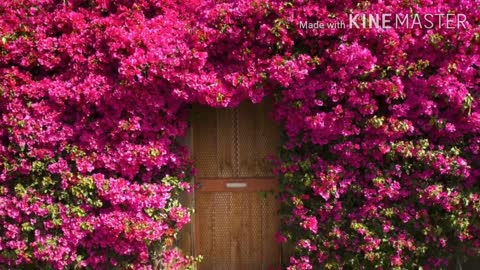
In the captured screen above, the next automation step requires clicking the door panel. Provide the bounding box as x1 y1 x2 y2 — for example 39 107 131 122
192 101 279 179
192 106 219 178
237 101 278 177
192 100 280 270
196 191 278 270
217 109 236 178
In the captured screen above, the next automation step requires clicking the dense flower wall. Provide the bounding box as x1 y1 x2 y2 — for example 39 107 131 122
264 1 480 269
0 0 196 268
0 0 479 269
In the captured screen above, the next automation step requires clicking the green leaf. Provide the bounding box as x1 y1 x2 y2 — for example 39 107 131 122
21 222 34 232
14 184 27 197
462 93 474 116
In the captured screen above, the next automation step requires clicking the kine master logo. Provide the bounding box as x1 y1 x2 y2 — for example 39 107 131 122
299 13 468 30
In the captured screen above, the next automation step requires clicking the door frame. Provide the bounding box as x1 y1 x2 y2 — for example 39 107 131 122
184 101 283 268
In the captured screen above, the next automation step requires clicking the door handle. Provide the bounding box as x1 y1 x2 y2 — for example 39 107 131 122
225 182 248 189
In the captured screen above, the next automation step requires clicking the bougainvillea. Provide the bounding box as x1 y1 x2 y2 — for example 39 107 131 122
265 1 480 269
0 0 197 268
0 0 479 269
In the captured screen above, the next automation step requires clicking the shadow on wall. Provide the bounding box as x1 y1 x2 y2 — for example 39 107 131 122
448 257 480 270
462 257 480 270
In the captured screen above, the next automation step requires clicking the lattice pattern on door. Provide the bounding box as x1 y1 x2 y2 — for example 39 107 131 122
192 100 279 179
196 192 278 270
192 99 281 270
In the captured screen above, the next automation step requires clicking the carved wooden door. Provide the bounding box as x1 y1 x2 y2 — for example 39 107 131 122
192 100 281 270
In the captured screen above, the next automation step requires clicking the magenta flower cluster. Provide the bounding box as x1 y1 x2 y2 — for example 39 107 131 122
0 0 479 269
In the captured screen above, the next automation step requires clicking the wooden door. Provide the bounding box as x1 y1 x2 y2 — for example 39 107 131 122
192 100 281 270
